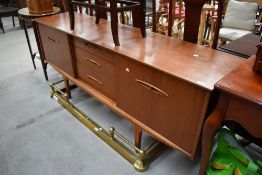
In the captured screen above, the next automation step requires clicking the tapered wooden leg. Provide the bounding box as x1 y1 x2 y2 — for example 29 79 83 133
134 124 142 148
95 0 100 24
64 77 71 99
110 0 120 46
167 0 173 37
139 0 146 37
67 0 75 30
199 95 228 175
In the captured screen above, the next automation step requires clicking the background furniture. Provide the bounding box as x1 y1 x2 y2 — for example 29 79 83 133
183 0 223 49
0 0 18 33
199 57 262 174
35 12 243 159
18 7 60 80
218 33 261 58
214 0 261 45
68 0 146 46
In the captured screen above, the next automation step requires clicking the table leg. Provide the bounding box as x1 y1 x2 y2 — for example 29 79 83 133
199 95 228 175
22 19 36 69
134 124 142 149
32 21 48 80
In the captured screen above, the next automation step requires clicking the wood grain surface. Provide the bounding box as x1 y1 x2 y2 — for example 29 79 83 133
34 12 243 90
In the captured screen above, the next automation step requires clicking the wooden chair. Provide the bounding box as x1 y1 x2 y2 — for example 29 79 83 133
67 0 146 46
0 0 18 33
152 0 185 38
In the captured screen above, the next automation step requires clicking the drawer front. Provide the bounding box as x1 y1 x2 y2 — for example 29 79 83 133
74 38 113 63
38 24 75 77
117 57 209 156
77 63 115 100
75 46 115 78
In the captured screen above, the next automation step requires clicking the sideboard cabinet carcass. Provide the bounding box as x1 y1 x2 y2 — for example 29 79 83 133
35 13 243 159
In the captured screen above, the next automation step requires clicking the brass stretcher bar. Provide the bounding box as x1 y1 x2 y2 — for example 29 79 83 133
49 82 167 171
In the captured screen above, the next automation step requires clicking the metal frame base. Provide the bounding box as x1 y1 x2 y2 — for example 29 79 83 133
49 83 167 171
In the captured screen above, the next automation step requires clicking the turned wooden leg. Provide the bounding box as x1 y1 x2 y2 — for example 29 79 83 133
134 124 142 148
110 0 120 46
64 77 71 99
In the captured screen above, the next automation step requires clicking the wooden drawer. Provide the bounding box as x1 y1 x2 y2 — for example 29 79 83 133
74 38 114 63
77 63 115 100
117 57 209 156
38 24 75 77
75 46 115 78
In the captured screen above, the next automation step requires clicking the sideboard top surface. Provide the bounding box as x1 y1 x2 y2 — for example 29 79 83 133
35 13 244 90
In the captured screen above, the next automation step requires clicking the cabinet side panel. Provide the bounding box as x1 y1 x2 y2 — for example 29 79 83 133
38 24 75 77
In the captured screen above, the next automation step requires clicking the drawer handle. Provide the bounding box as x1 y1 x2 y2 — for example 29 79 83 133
87 76 103 85
84 58 101 67
48 36 59 44
135 79 168 97
84 42 99 50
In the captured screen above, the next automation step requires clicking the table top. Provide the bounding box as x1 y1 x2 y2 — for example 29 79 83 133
219 34 261 58
35 13 243 91
18 7 60 19
216 57 262 106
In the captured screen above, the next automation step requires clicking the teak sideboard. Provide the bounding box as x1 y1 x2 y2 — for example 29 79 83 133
34 12 243 159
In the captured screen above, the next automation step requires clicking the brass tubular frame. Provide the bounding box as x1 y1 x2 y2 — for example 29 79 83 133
49 83 167 171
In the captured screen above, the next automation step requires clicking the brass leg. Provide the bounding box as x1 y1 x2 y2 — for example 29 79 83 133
134 124 142 148
64 77 71 99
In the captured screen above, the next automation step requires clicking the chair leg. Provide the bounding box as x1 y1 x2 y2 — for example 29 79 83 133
95 0 100 24
12 16 15 27
110 0 120 46
140 0 146 37
0 17 4 33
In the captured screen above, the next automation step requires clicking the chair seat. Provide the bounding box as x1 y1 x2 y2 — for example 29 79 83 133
219 27 252 41
0 7 18 16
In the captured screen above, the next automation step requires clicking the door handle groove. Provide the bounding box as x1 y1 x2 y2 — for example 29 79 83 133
84 42 99 50
87 75 103 85
47 36 59 44
135 79 168 97
84 58 101 67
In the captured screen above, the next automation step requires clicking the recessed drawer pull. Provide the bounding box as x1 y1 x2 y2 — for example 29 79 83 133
87 75 103 85
84 42 99 50
135 79 169 97
84 58 101 67
47 36 59 44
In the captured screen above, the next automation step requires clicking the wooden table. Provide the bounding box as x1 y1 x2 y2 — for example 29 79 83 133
18 7 60 80
199 57 262 174
218 34 261 58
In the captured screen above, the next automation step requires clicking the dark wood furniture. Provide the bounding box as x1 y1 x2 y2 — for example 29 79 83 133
218 34 262 58
35 12 243 159
67 0 146 46
183 0 224 49
253 42 262 73
18 7 60 80
199 57 262 175
0 0 18 33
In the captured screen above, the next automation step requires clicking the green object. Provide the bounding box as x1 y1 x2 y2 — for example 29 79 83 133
207 128 262 175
